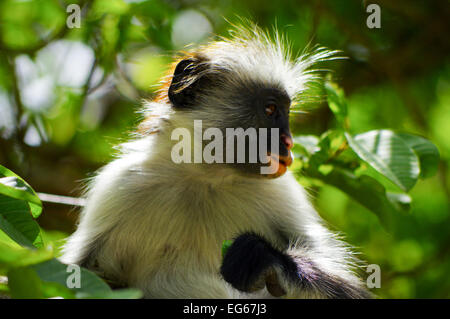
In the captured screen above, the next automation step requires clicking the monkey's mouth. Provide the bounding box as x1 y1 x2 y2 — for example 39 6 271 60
266 151 293 178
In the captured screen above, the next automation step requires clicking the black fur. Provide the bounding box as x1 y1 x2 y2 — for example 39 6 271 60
168 57 209 108
220 233 297 294
220 232 372 298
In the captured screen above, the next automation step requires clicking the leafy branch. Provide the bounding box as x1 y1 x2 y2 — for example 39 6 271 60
0 164 142 299
293 80 440 230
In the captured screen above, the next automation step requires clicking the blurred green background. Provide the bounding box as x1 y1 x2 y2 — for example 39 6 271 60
0 0 449 298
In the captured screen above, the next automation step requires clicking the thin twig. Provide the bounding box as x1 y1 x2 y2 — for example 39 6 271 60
37 192 86 207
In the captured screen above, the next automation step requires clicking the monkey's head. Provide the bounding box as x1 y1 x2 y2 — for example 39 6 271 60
147 25 337 179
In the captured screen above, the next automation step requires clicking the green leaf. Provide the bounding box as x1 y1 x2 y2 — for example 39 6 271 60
92 0 130 16
32 259 143 299
0 165 44 248
33 259 110 294
307 130 346 168
308 132 332 168
0 194 44 248
397 133 440 179
0 241 53 272
76 288 143 299
8 266 75 299
0 278 8 294
222 240 233 258
345 130 420 192
325 81 348 128
0 165 42 218
3 251 142 299
305 166 403 230
386 192 412 212
39 281 76 299
293 135 320 157
8 267 44 298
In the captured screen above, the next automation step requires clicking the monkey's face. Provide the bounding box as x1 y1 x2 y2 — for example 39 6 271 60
167 57 294 178
231 84 294 178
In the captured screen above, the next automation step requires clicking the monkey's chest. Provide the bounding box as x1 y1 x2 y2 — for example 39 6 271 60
168 185 288 256
131 178 290 271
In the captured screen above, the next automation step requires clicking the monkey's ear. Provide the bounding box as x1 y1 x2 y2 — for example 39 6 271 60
168 58 207 108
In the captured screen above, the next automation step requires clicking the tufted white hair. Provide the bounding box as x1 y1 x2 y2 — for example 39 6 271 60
201 24 340 100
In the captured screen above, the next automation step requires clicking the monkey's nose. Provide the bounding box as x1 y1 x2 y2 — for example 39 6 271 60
281 134 294 150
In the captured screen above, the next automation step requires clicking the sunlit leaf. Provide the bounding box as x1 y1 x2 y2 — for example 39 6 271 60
47 90 82 146
386 192 412 212
293 135 320 156
345 130 420 191
397 133 440 179
308 132 331 168
92 0 130 16
308 130 346 168
0 165 42 218
304 166 403 230
0 241 53 272
325 81 348 128
0 194 43 248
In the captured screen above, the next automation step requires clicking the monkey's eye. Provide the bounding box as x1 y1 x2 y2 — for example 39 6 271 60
265 104 277 116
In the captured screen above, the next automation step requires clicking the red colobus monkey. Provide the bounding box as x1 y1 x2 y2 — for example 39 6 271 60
61 24 371 299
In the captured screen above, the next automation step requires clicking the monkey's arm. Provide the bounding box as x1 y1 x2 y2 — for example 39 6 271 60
220 233 372 299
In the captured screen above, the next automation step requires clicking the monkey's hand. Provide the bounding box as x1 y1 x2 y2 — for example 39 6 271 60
220 233 372 299
220 233 297 297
